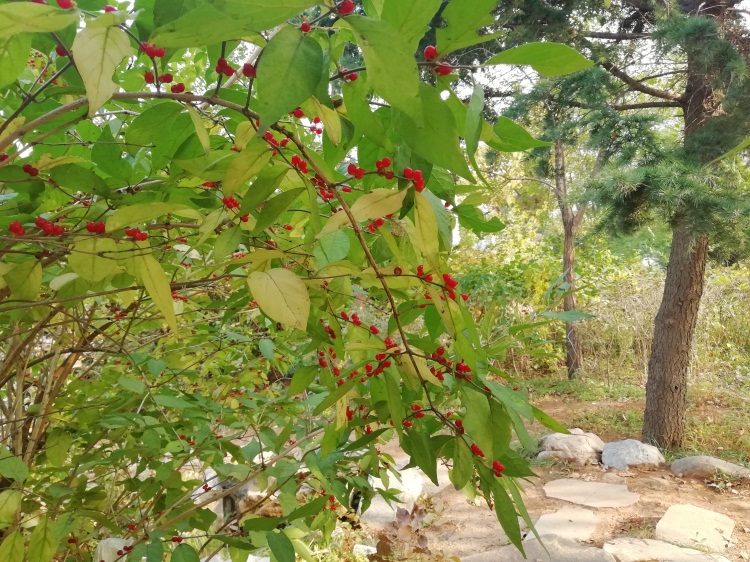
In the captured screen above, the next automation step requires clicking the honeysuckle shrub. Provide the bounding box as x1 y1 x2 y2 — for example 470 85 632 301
0 1 591 560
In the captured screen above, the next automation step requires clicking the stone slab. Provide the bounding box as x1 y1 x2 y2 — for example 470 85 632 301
543 478 640 508
532 507 599 542
461 535 616 562
603 537 732 562
655 505 735 551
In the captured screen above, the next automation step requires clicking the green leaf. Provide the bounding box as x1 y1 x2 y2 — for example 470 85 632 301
256 26 324 130
465 82 485 173
267 530 295 562
493 480 524 552
258 338 275 360
223 138 273 195
461 388 494 462
71 22 132 117
490 401 512 459
213 226 242 263
171 543 200 562
540 310 594 322
68 238 122 282
288 365 317 396
119 376 147 394
486 117 552 152
451 439 472 490
531 405 569 433
187 105 211 156
135 253 178 335
485 42 594 76
0 35 31 89
3 261 41 301
346 16 421 120
313 230 350 267
45 430 73 468
0 454 28 483
436 0 503 52
708 134 750 165
453 204 505 234
251 187 305 235
393 83 473 180
106 203 198 232
350 188 407 221
126 102 195 166
381 0 442 52
342 80 393 151
240 165 289 214
0 531 24 562
0 490 22 528
27 516 60 562
0 3 77 38
247 268 310 331
414 192 440 272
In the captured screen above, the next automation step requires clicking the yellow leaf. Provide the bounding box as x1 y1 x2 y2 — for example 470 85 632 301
316 211 349 238
0 116 24 144
247 268 310 331
68 238 122 282
306 97 342 146
72 22 132 117
413 191 440 272
396 355 443 386
0 490 22 527
222 137 272 195
187 106 210 156
135 254 178 335
350 188 406 221
234 121 255 150
34 154 88 171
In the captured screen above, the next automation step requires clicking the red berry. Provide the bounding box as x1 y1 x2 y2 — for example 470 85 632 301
470 443 484 457
403 420 412 428
394 267 402 275
338 0 355 15
345 72 358 81
283 224 293 231
461 293 469 301
103 5 116 11
55 45 67 57
158 73 173 83
8 221 25 236
435 62 452 76
424 45 438 61
300 21 311 33
292 108 304 118
171 83 185 93
403 167 414 179
144 72 155 84
57 0 74 9
242 63 256 78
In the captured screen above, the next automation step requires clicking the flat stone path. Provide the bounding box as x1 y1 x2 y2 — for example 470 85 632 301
655 504 736 551
543 478 640 508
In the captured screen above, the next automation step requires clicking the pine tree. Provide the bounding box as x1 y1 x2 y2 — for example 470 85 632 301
465 0 750 447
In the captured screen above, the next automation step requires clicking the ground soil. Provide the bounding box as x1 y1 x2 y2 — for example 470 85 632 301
365 395 750 561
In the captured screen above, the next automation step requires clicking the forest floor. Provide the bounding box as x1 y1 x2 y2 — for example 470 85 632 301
351 386 750 562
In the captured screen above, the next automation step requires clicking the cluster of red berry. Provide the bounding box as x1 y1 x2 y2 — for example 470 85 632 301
215 57 234 77
403 167 425 191
22 164 39 177
140 42 166 59
36 217 65 235
124 227 148 241
85 221 106 234
222 196 240 209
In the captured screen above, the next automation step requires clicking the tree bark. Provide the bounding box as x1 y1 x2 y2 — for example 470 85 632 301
643 222 708 447
553 141 584 380
642 47 718 448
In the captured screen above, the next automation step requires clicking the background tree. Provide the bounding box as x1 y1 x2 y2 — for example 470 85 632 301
481 0 750 447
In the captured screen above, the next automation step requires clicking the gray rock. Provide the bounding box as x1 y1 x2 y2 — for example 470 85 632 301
602 439 665 470
94 539 133 562
461 535 617 562
670 456 750 479
538 429 605 466
532 507 599 542
655 504 735 551
544 478 640 508
603 537 732 562
361 467 424 524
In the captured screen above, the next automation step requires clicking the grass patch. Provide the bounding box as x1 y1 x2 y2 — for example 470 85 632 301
525 375 645 402
569 408 643 440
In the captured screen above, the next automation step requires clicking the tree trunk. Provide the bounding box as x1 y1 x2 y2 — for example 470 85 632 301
642 46 719 448
643 221 708 447
562 222 582 379
553 141 584 380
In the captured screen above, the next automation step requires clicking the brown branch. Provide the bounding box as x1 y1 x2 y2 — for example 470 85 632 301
611 101 683 110
582 31 650 40
600 62 683 102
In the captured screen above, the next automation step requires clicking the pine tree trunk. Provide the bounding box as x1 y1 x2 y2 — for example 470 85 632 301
642 46 718 448
643 221 708 447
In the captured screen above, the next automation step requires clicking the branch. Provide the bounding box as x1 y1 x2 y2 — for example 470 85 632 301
600 62 683 102
611 101 683 110
582 31 650 40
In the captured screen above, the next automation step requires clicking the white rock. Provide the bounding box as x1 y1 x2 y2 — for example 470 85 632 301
543 479 640 508
670 456 750 479
94 538 133 562
538 429 605 466
602 439 665 470
532 507 599 541
603 537 732 562
352 544 378 557
655 505 735 551
245 556 270 562
461 535 617 562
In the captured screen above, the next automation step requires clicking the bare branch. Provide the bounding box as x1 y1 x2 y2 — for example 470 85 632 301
601 62 684 102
